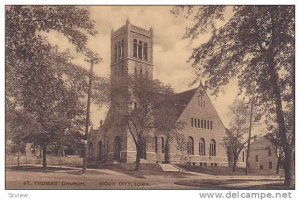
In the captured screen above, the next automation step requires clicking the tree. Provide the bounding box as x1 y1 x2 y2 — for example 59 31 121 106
5 99 43 167
173 5 294 187
125 76 179 170
266 132 285 174
173 132 187 163
223 100 251 172
5 6 98 169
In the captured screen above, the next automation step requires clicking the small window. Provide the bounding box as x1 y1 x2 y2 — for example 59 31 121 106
256 155 259 162
214 163 217 167
269 162 272 169
134 68 137 77
207 120 210 129
204 120 207 129
198 119 200 128
260 165 264 170
140 69 142 75
146 71 148 78
200 163 203 167
121 39 124 58
194 118 197 127
210 121 213 130
201 120 203 128
204 163 207 167
134 102 137 109
211 163 214 167
268 148 272 156
191 118 193 127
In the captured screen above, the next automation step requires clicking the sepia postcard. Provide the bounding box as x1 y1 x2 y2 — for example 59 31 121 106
5 4 295 193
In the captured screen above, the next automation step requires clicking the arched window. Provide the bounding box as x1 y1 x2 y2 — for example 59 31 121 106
138 41 143 59
143 43 148 61
199 138 205 156
209 139 216 156
98 141 102 160
114 44 117 62
187 136 194 155
133 39 137 58
88 142 93 156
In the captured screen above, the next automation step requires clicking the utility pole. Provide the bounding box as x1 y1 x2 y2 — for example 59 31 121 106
82 50 101 174
245 100 254 175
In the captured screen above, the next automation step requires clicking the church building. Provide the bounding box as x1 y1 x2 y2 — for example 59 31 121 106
88 19 228 166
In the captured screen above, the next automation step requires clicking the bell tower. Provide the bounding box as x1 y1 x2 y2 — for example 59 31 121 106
110 19 153 108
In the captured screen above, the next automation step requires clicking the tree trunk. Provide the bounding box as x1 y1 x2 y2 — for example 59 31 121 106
135 144 141 171
232 154 238 172
268 9 293 188
42 145 47 170
276 157 281 174
17 140 20 168
284 147 294 187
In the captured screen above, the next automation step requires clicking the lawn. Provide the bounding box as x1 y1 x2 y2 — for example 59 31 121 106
174 179 287 190
177 165 281 176
94 163 191 179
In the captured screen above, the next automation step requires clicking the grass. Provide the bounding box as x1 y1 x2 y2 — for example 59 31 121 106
94 163 191 179
174 179 288 190
177 165 281 176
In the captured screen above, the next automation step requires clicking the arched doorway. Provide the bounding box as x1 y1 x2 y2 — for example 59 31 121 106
114 136 121 160
97 141 102 160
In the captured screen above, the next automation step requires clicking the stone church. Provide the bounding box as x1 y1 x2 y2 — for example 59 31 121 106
88 19 228 166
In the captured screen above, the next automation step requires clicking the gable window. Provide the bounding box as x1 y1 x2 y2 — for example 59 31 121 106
198 119 200 128
209 139 216 156
187 136 194 155
143 43 148 61
138 41 143 59
133 39 137 58
210 121 213 130
199 138 205 156
191 118 193 127
207 120 210 129
201 120 203 128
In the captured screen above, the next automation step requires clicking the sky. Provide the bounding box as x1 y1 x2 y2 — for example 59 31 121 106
46 6 264 133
